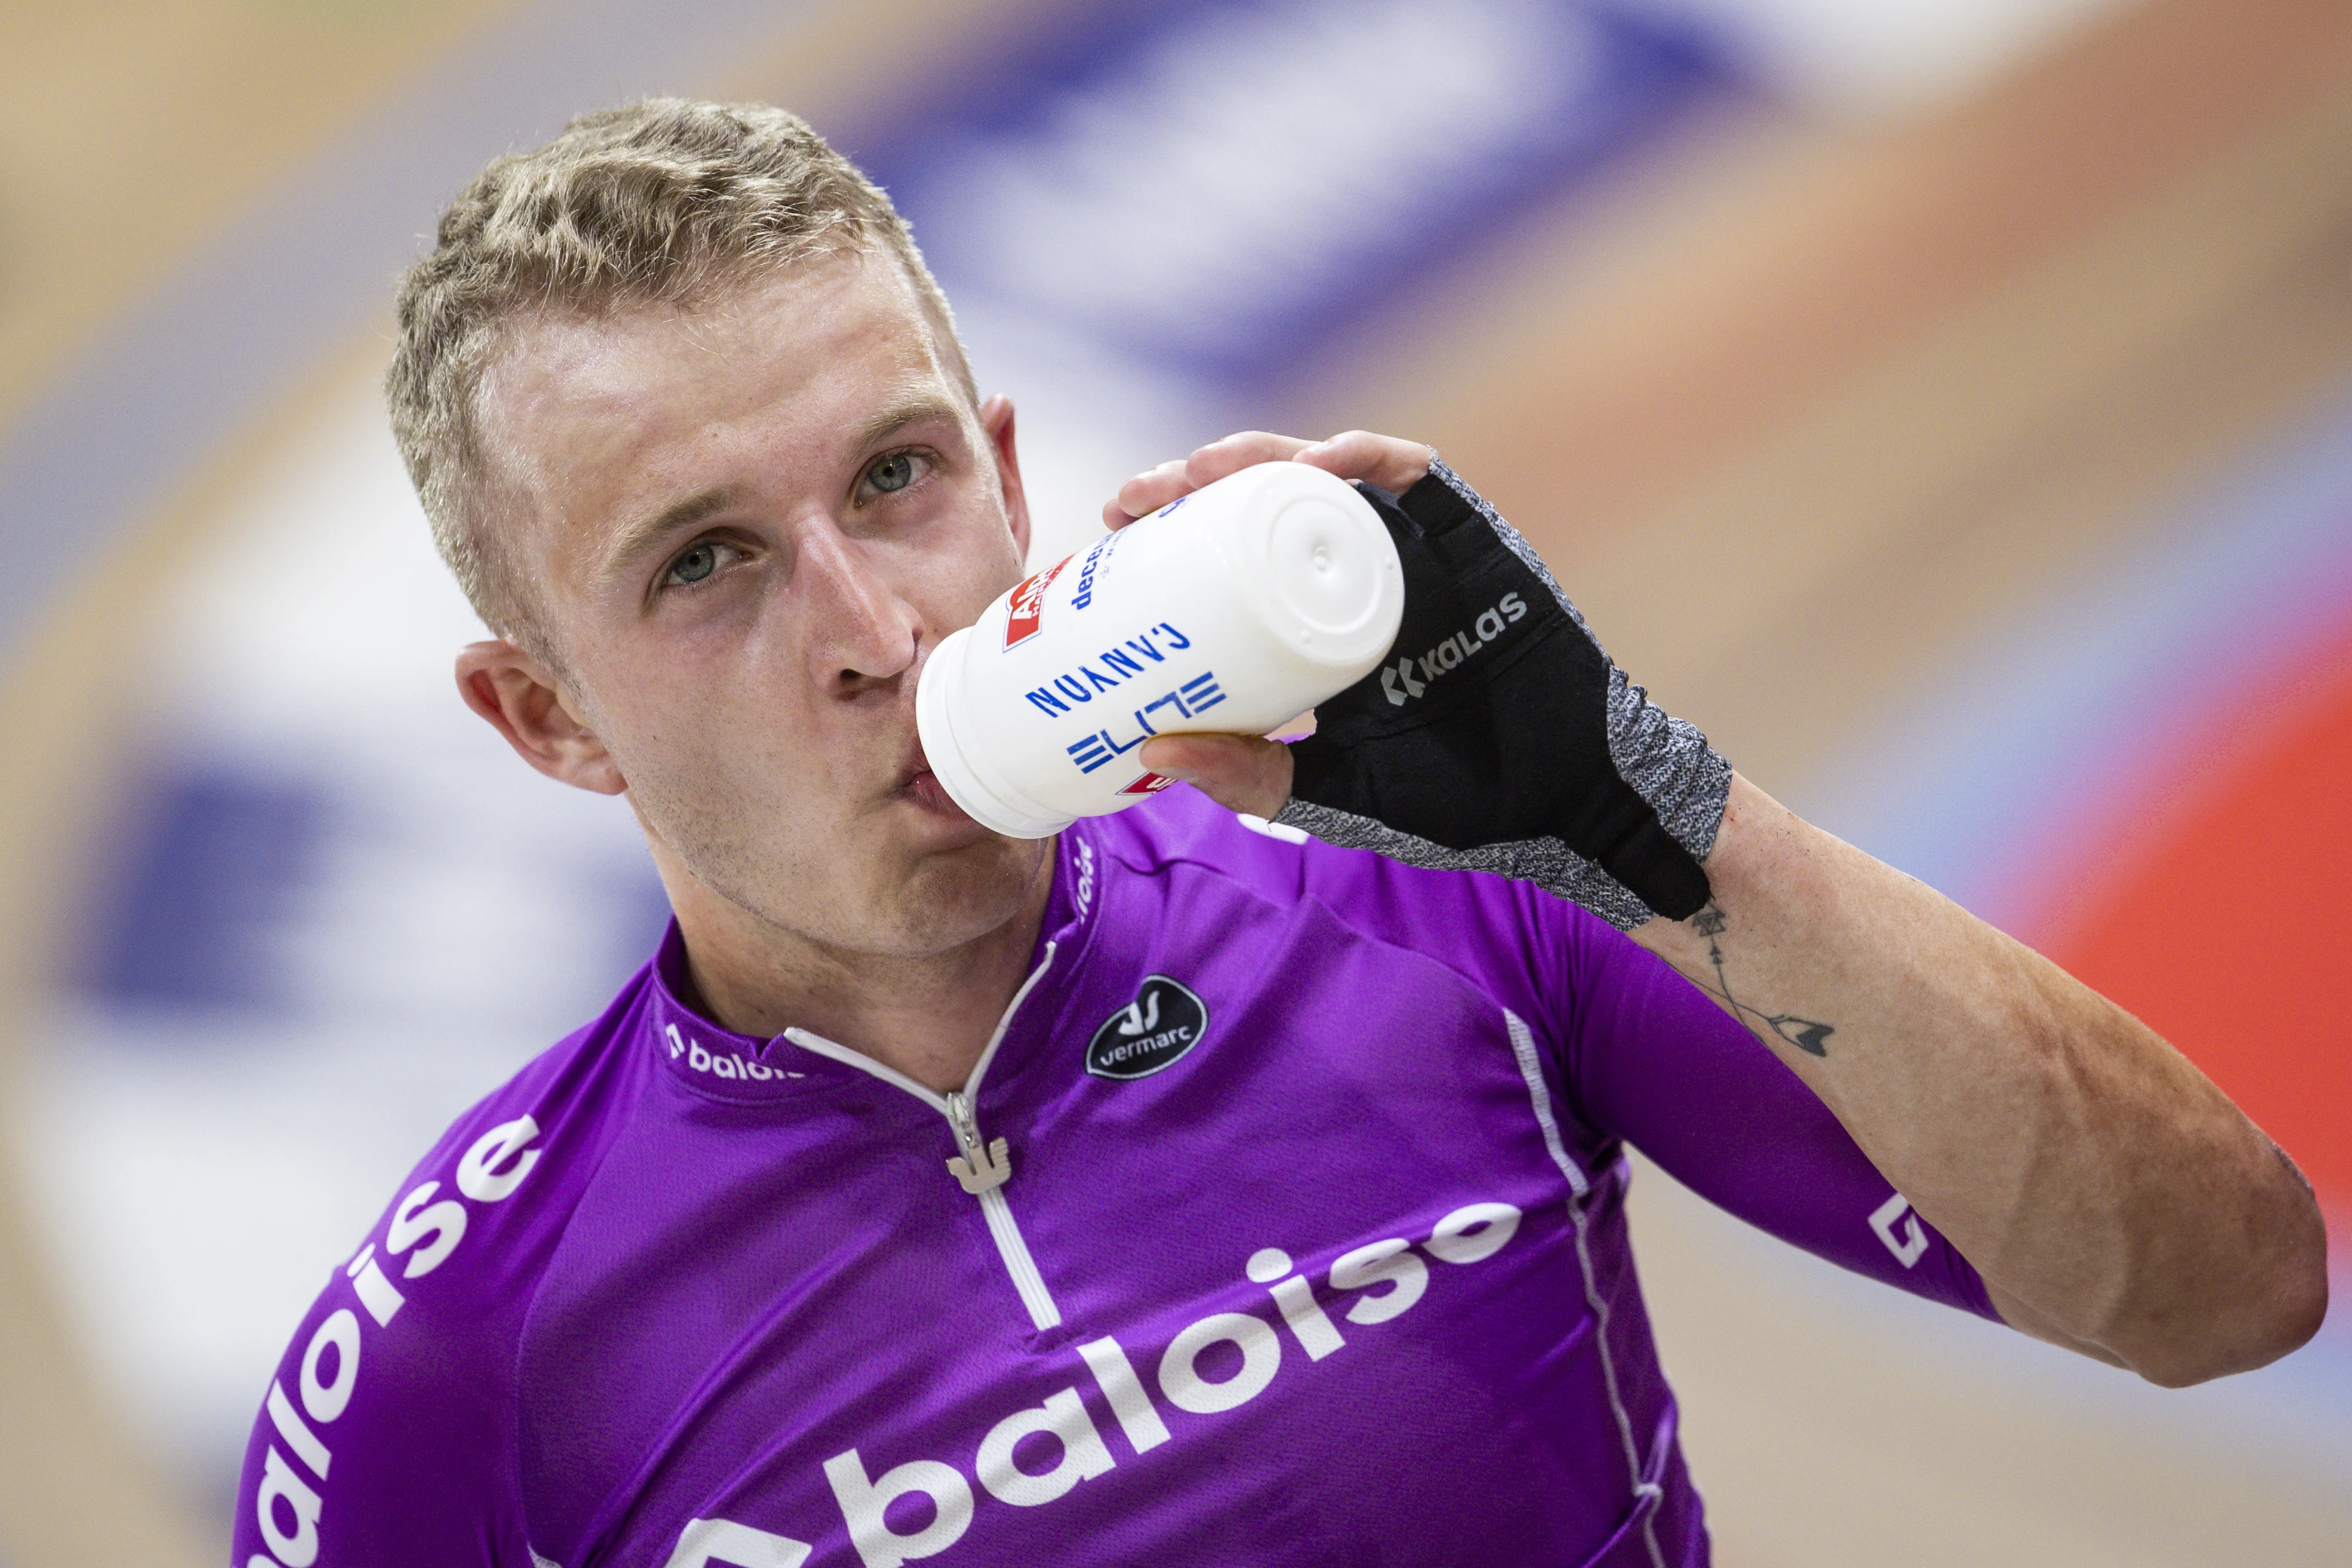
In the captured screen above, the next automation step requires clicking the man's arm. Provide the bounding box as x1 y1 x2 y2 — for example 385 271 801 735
1634 771 2325 1384
1121 429 2328 1387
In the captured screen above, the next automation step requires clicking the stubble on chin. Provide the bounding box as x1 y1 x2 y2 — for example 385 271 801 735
873 831 1052 957
650 790 1050 963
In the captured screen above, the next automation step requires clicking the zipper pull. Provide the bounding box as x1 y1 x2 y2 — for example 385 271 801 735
944 1090 1012 1195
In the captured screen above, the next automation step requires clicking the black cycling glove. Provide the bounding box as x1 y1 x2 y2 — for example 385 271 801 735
1273 457 1730 930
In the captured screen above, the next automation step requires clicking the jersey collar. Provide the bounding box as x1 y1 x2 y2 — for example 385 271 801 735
643 821 1105 1102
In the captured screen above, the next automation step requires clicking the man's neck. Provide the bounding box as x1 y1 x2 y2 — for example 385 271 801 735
668 845 1058 1095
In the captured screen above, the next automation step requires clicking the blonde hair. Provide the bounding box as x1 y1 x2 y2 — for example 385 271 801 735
386 98 974 660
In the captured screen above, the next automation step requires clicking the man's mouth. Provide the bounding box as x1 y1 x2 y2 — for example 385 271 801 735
899 738 973 823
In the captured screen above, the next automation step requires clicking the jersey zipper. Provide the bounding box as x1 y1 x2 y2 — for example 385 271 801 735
781 942 1063 1332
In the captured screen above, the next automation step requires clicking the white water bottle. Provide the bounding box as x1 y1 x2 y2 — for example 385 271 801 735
916 462 1404 837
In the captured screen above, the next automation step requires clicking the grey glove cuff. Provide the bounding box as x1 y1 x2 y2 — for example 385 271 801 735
1272 799 1657 932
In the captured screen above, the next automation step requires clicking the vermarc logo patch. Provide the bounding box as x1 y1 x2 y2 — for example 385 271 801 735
1086 976 1208 1080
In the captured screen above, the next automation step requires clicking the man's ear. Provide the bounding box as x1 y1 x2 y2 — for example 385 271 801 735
455 640 627 796
979 393 1032 562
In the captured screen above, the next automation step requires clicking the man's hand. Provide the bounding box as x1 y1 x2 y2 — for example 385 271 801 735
1120 428 1730 932
1104 429 1434 531
1110 431 1432 821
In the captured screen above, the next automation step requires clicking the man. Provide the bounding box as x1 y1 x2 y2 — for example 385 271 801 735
233 100 2323 1568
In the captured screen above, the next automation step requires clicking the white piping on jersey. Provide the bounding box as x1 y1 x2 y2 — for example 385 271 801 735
1504 1008 1667 1568
1504 1008 1589 1200
782 943 1063 1332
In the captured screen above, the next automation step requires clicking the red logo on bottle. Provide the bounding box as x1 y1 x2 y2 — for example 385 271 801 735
1003 557 1070 650
1118 772 1177 796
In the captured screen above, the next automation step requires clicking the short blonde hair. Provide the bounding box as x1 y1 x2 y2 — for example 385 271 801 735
386 98 974 660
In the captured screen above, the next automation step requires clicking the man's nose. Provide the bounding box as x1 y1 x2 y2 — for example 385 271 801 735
795 525 920 695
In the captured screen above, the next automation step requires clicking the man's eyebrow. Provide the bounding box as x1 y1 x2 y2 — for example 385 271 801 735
849 392 966 458
598 486 739 587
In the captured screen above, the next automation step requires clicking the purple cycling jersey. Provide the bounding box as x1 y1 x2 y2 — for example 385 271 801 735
233 786 1993 1568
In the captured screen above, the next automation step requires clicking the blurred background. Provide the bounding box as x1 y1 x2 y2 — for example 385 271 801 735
0 0 2347 1561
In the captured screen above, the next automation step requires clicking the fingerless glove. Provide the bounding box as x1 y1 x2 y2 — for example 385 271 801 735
1276 458 1729 930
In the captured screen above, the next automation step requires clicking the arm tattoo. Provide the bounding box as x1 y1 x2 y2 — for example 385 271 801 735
1685 903 1836 1058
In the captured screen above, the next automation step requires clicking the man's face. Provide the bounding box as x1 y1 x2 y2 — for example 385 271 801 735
476 251 1042 958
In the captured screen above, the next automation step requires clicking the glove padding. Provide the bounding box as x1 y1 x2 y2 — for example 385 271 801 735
1275 458 1729 930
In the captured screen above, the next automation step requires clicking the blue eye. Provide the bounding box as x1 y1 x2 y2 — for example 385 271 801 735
867 453 918 494
666 543 720 586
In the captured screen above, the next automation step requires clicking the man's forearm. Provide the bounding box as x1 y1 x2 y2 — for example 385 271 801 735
1631 772 2328 1385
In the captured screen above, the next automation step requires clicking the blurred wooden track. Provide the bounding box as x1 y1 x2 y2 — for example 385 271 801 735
1308 0 2352 798
1313 0 2352 555
1605 74 2352 799
0 0 507 427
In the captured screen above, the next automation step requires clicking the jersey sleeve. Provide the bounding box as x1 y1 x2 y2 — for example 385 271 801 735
1548 910 1999 1319
231 1025 625 1568
1123 797 1995 1317
233 1262 533 1568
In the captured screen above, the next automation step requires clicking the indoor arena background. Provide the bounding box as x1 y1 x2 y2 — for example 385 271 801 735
0 0 2347 1561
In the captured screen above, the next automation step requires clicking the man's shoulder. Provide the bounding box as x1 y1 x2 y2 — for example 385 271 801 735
1101 783 1597 920
273 961 659 1384
230 965 662 1566
1086 782 1317 900
382 965 658 1296
1087 785 1618 993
